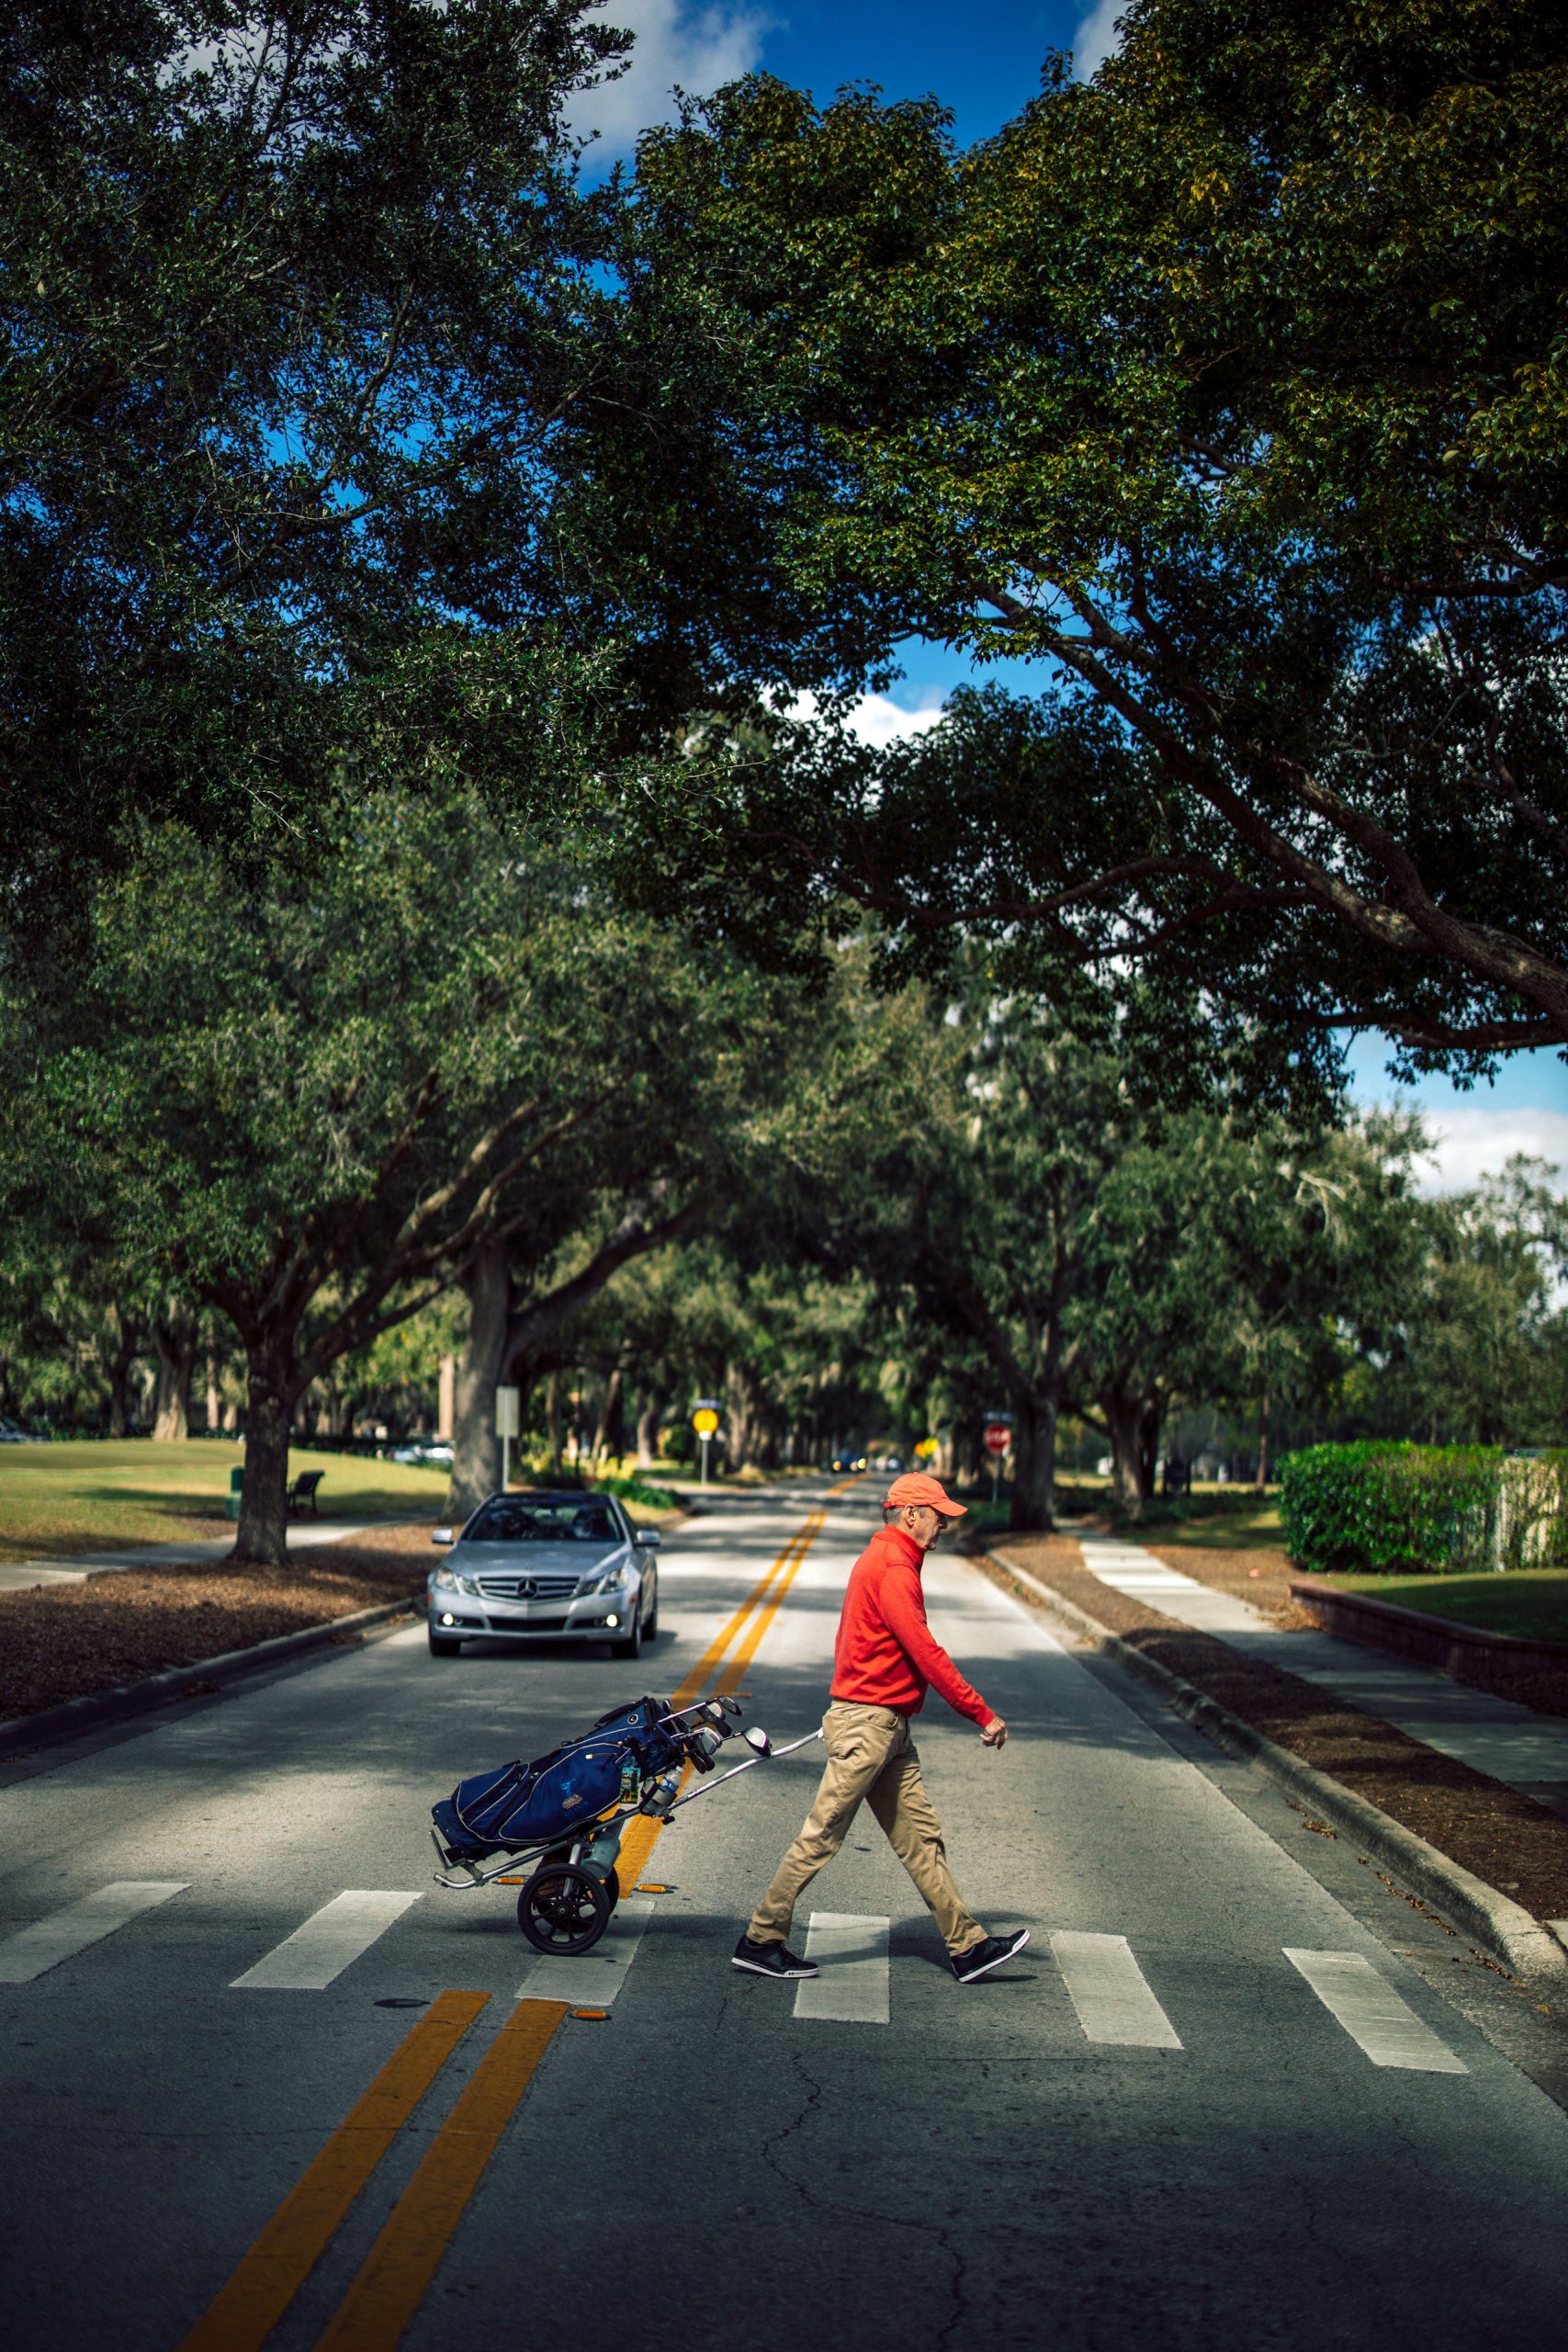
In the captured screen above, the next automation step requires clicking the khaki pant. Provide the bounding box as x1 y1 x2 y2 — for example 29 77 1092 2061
747 1701 984 1958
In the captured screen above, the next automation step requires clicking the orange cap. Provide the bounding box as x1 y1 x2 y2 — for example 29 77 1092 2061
885 1472 967 1519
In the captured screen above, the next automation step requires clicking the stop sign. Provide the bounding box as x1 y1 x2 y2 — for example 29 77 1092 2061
983 1422 1010 1456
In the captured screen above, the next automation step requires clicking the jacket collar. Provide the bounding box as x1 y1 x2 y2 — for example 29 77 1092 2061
878 1523 925 1570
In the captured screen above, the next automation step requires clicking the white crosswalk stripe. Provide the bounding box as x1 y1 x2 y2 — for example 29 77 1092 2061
1284 1949 1469 2073
231 1890 423 1990
516 1896 654 2005
1049 1929 1183 2048
795 1911 891 2023
0 1882 189 1984
0 1872 1480 2078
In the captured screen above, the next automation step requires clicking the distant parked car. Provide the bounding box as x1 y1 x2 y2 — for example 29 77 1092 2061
0 1417 40 1443
880 1453 904 1474
391 1439 454 1466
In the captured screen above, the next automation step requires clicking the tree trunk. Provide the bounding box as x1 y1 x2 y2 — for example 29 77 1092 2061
1139 1395 1163 1503
152 1306 197 1442
635 1390 669 1469
445 1238 510 1521
1255 1392 1271 1492
233 1346 298 1566
1101 1377 1154 1519
724 1363 755 1473
592 1363 626 1466
106 1313 141 1438
1009 1391 1057 1532
205 1351 222 1434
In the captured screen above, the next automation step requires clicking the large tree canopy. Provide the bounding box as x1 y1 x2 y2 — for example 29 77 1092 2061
5 776 814 1557
625 0 1568 1080
0 0 885 930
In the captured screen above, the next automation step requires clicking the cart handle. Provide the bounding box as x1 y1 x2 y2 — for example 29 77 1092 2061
664 1726 823 1813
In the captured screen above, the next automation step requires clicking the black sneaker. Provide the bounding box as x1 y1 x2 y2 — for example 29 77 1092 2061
951 1929 1031 1983
731 1934 819 1979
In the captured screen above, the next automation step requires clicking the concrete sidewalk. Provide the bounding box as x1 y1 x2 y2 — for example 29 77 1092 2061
1076 1530 1568 1821
0 1521 398 1596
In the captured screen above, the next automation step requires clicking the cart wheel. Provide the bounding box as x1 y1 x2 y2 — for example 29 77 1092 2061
516 1863 611 1956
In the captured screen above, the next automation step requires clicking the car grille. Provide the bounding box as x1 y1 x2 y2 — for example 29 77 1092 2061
474 1574 581 1601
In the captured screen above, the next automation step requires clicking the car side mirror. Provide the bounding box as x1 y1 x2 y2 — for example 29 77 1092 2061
743 1726 772 1756
431 1527 455 1546
633 1527 662 1547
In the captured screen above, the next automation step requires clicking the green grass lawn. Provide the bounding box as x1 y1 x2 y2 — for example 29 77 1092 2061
954 1480 1283 1552
1143 1492 1284 1552
1055 1483 1282 1551
1337 1571 1568 1644
0 1439 451 1561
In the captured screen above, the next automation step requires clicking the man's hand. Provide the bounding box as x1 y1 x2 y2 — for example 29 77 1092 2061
980 1715 1008 1747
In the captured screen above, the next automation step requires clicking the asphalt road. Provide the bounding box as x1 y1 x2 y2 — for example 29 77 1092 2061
3 1479 1567 2352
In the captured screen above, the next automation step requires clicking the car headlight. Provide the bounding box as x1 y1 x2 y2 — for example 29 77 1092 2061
578 1566 628 1596
432 1568 479 1596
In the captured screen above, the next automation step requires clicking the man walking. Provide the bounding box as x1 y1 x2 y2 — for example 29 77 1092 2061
733 1472 1031 1984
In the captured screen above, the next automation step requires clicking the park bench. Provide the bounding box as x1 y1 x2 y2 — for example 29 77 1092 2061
286 1469 325 1517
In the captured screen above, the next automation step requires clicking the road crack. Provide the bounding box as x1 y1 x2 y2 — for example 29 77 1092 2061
755 2051 970 2344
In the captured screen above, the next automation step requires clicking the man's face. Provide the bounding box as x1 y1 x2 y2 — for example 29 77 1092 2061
900 1503 945 1551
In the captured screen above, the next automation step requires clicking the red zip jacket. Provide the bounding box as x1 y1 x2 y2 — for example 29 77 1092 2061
829 1524 992 1727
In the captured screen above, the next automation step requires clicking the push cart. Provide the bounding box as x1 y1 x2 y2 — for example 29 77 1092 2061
430 1692 819 1956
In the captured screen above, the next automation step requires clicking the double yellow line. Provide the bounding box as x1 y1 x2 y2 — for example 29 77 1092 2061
180 1503 830 2352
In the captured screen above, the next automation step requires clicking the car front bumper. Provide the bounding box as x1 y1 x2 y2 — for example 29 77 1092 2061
426 1591 636 1641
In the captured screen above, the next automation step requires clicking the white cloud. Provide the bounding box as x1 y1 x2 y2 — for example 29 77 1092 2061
1071 0 1126 79
785 689 950 751
1411 1107 1568 1196
840 690 949 751
567 0 767 151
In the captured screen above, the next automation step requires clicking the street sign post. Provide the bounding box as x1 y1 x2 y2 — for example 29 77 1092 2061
495 1385 520 1493
692 1401 720 1487
983 1417 1012 1504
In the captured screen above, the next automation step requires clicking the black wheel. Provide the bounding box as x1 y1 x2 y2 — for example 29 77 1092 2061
610 1607 644 1660
642 1577 658 1639
516 1862 611 1956
428 1623 462 1657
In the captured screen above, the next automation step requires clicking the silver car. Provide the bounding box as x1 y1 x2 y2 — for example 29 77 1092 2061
426 1490 660 1660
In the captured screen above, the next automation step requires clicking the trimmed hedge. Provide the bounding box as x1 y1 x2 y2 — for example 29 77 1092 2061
1280 1442 1568 1576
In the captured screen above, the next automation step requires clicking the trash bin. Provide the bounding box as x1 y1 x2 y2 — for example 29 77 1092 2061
225 1465 243 1521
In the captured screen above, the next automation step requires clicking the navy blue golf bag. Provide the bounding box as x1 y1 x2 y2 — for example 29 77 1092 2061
432 1697 688 1861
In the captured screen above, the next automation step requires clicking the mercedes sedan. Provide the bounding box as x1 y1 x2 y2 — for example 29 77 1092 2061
426 1490 661 1660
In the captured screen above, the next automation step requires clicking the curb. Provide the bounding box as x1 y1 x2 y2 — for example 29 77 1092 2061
0 1594 423 1762
988 1547 1568 1982
1289 1574 1568 1682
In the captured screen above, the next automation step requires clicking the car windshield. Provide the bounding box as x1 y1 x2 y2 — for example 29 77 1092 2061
464 1498 621 1544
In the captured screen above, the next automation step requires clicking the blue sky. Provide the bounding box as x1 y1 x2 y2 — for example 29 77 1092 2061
571 1 1108 154
575 3 1568 1177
